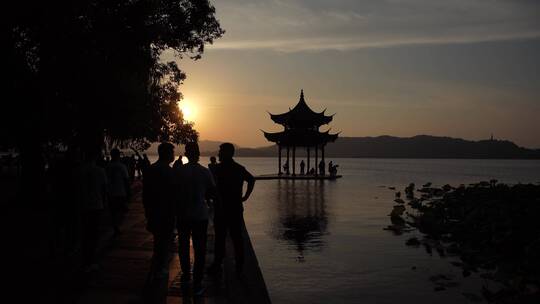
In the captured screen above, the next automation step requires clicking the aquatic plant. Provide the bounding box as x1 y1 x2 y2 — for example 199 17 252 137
387 181 540 303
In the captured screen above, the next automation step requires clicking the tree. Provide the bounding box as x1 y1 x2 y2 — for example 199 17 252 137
3 0 223 207
4 0 224 151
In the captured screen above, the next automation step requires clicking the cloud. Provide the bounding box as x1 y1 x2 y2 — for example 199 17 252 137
211 0 540 52
209 31 540 52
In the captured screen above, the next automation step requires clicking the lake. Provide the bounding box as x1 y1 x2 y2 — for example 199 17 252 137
173 156 540 303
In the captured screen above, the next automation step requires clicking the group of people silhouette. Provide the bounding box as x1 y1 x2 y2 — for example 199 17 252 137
143 142 255 296
75 146 135 272
101 150 151 181
81 147 151 248
283 159 339 176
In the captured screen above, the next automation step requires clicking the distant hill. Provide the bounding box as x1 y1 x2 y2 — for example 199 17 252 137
228 135 540 159
143 136 540 159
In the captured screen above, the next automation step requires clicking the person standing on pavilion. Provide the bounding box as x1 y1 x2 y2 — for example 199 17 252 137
208 143 255 277
300 160 305 175
318 159 325 176
330 163 339 177
174 142 216 295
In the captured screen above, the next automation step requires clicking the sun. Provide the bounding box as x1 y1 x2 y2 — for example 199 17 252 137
178 99 197 122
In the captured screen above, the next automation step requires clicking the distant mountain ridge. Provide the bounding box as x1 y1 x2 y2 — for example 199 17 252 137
201 135 540 159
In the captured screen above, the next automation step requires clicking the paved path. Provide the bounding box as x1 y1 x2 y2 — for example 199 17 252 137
76 181 270 304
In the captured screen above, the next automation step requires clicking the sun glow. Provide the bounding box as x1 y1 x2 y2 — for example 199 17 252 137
178 99 197 122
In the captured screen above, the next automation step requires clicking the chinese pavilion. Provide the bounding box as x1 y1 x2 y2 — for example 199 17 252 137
263 90 339 176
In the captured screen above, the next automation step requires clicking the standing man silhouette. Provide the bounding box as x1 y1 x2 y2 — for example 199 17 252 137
174 142 216 295
208 156 218 177
142 142 176 280
106 148 131 236
208 143 255 276
80 146 108 272
283 161 290 175
318 159 325 176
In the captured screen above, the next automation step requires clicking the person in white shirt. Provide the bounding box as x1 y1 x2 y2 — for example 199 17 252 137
174 142 216 296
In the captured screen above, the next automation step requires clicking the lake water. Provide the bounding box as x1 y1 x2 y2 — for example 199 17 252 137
174 157 540 303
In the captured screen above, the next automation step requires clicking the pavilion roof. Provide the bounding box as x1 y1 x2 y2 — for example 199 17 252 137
263 128 339 146
269 90 334 128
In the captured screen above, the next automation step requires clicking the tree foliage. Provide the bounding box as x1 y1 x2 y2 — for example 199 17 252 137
3 0 224 150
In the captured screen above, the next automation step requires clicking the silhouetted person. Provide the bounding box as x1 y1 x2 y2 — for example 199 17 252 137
80 146 107 271
143 142 176 280
208 143 255 276
128 155 136 181
283 161 290 175
49 147 82 256
141 153 151 176
208 156 218 177
300 160 305 175
106 148 131 236
330 164 339 177
173 142 216 295
121 154 136 181
318 159 325 176
309 168 315 175
172 154 183 169
135 152 143 179
96 154 107 168
328 161 333 174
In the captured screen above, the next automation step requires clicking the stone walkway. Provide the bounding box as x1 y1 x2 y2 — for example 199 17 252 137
76 181 270 304
75 182 221 304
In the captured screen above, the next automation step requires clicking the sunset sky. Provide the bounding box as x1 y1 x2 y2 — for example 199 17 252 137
166 0 540 149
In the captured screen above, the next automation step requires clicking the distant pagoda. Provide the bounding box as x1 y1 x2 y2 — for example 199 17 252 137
263 90 339 176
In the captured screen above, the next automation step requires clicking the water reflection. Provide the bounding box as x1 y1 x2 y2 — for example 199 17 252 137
272 180 328 257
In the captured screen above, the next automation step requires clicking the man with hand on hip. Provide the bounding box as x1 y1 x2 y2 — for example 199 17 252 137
208 143 255 277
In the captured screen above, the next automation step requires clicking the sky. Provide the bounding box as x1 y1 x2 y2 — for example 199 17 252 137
166 0 540 148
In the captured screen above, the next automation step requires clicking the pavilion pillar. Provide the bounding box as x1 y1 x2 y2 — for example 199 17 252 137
292 145 296 176
278 145 282 175
322 145 325 175
307 147 310 174
286 146 290 175
315 145 319 176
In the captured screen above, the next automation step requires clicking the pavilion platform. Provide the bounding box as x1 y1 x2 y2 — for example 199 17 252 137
262 90 340 179
255 174 342 180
